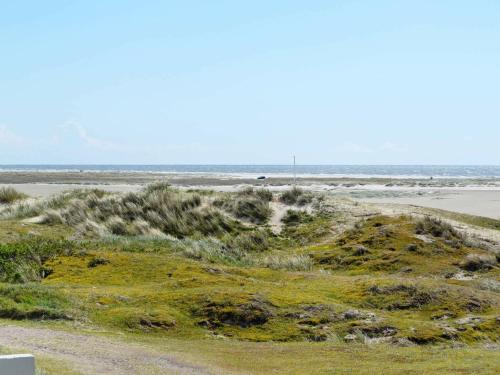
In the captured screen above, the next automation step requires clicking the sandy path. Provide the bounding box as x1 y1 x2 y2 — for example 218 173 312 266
0 326 211 375
269 202 289 233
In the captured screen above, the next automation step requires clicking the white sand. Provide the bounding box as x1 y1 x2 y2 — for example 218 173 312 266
358 190 500 220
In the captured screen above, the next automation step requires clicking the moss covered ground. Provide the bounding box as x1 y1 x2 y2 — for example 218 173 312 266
0 186 498 374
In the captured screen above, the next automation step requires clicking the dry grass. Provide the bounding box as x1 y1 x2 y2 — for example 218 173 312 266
0 187 28 204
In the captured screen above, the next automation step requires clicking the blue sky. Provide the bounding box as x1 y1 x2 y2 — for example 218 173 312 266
1 0 499 164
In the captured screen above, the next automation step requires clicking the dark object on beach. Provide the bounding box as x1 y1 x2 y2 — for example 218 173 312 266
257 176 266 180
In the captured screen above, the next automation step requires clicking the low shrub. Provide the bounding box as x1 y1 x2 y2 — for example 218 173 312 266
415 217 463 242
460 254 497 272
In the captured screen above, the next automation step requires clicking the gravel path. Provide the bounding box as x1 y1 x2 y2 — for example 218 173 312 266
0 326 211 375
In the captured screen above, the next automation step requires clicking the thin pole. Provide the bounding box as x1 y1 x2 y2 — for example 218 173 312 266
293 155 296 187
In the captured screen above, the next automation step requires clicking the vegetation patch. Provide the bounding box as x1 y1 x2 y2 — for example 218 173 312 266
215 194 272 224
193 294 274 329
87 257 110 268
282 209 313 226
0 187 28 204
309 215 494 275
0 283 76 320
460 254 497 272
279 187 313 206
0 238 76 283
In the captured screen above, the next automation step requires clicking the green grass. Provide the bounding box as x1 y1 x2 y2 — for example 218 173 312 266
425 207 500 230
0 186 498 374
0 283 77 320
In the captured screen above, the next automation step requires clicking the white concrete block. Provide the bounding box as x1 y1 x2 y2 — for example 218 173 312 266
0 354 35 375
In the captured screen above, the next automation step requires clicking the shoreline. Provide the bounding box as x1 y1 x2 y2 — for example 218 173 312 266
1 170 499 186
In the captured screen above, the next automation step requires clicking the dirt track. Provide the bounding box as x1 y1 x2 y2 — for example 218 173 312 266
0 325 211 375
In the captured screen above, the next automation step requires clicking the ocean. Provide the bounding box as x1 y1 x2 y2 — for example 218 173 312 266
0 165 500 179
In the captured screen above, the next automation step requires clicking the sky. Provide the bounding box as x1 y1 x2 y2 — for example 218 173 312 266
1 0 499 165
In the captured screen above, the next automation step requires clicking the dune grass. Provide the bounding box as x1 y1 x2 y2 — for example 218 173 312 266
0 187 28 204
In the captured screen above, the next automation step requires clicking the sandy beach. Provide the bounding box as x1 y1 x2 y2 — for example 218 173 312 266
358 190 500 220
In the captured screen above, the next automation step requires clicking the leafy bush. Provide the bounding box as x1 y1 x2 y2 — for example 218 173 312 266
0 187 28 204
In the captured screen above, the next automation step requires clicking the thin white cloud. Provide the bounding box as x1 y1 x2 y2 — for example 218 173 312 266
339 142 373 153
379 142 408 152
0 125 27 145
61 122 121 151
339 141 408 153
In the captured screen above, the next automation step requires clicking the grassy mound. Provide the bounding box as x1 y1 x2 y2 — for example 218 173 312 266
214 189 272 224
279 187 313 206
310 215 497 276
